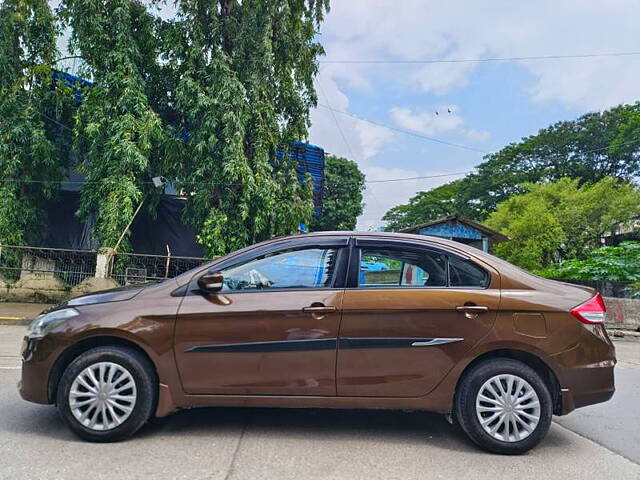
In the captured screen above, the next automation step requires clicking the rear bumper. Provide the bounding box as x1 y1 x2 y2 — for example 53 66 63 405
550 324 616 415
558 362 615 415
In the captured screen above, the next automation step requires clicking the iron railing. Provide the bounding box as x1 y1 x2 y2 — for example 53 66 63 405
0 245 211 298
109 252 209 286
0 245 96 287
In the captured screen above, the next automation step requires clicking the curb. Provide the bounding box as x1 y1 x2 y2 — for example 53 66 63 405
607 328 640 342
0 317 32 326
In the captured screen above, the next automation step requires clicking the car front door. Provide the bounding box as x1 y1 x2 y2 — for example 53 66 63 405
336 238 501 397
174 237 349 396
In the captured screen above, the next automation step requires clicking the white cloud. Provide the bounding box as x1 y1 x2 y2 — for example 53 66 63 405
310 0 640 229
320 0 640 110
466 129 492 142
360 169 468 231
390 106 464 136
310 74 396 163
410 62 475 95
390 106 491 143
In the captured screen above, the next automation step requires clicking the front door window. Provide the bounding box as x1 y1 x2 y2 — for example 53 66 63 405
220 248 339 291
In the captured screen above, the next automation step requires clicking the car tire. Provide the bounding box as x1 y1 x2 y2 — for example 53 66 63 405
56 345 156 442
454 358 552 454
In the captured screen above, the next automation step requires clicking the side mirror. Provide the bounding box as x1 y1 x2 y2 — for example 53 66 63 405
197 271 224 294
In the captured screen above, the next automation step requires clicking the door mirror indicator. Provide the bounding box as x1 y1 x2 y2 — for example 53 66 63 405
198 272 224 294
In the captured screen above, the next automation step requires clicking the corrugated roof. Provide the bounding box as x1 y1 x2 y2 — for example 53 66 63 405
398 214 509 242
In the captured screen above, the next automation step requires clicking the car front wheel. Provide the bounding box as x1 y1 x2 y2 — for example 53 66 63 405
56 345 156 442
455 358 552 454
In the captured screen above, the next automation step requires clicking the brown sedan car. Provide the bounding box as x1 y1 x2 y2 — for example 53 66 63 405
19 232 615 453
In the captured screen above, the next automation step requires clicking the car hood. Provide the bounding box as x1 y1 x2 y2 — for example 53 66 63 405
66 283 148 307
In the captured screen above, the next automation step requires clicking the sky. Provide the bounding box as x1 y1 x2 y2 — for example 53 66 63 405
307 1 640 230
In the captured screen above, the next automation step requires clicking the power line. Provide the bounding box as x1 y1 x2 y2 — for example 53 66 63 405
314 76 388 228
0 171 472 186
367 171 472 184
317 104 489 153
320 51 640 64
314 78 358 162
4 136 640 187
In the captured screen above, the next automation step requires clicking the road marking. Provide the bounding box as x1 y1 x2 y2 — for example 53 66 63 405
0 366 21 370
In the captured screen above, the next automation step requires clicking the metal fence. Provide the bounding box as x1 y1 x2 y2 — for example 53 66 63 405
0 245 211 298
109 252 209 286
0 245 96 287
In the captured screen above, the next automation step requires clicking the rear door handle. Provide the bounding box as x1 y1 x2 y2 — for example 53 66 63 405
456 305 489 318
302 305 337 313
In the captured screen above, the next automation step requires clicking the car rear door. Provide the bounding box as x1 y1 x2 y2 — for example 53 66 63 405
336 237 501 397
174 237 349 396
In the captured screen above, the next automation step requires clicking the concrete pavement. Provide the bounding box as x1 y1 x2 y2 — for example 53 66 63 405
0 326 639 480
555 341 640 465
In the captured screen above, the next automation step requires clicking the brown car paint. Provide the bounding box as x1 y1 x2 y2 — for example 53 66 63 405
19 231 615 419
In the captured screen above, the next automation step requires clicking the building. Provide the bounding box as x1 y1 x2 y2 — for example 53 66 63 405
397 214 508 252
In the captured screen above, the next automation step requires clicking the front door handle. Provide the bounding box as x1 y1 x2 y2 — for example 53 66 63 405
302 304 337 319
456 305 489 319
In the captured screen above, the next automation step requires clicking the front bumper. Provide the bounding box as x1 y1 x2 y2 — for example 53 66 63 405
19 336 56 405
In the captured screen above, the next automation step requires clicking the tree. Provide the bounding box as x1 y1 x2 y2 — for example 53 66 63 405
59 0 166 250
42 0 330 256
310 155 365 231
541 242 640 282
484 177 640 271
383 103 640 226
157 0 329 255
0 0 62 246
383 180 467 231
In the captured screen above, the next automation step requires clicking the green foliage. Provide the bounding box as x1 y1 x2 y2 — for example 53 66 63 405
311 155 365 231
157 0 328 256
384 104 640 228
0 0 62 246
540 242 640 282
485 177 640 271
28 0 329 255
59 0 164 250
383 180 467 231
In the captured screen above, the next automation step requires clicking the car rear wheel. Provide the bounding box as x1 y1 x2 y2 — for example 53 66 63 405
56 346 156 442
455 358 552 454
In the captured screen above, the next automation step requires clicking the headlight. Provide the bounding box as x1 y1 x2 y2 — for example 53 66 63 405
27 308 79 339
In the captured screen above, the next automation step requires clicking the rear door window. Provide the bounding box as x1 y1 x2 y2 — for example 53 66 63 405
359 248 448 287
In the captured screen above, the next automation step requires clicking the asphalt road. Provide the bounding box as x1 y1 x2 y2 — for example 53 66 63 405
1 325 639 480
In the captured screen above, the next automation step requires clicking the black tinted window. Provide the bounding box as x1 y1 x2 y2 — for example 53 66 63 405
449 256 489 288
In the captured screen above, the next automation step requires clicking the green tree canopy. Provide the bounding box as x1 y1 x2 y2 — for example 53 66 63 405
541 241 640 282
60 0 164 251
0 0 331 256
484 177 640 271
0 0 63 246
384 103 640 230
157 0 328 255
310 155 365 231
383 180 467 231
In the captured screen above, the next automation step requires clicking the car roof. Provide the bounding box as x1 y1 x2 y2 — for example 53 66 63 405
279 230 477 252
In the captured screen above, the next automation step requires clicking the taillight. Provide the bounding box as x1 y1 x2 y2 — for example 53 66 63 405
570 293 606 324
